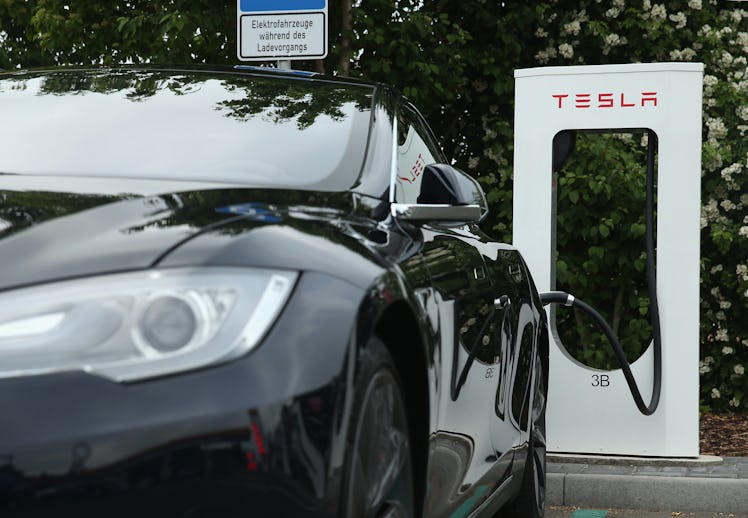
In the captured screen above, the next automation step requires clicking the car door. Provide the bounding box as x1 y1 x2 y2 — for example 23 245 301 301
471 238 537 457
393 103 518 515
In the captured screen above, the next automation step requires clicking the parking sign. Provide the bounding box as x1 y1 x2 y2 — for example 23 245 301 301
237 0 328 61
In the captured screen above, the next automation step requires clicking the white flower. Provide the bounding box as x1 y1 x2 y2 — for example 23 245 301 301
740 226 748 238
704 75 718 87
606 7 621 18
720 199 736 211
711 264 724 273
688 0 702 9
720 300 732 310
669 11 687 29
534 46 558 64
672 49 697 61
721 163 743 181
722 345 734 354
720 51 734 67
738 106 748 121
706 117 728 140
735 364 745 375
559 43 574 58
563 20 581 36
535 28 548 38
605 33 622 46
711 388 721 399
704 147 723 170
699 362 711 374
729 398 740 408
737 32 748 54
651 4 667 20
468 157 479 169
643 0 651 10
717 328 729 342
482 335 490 346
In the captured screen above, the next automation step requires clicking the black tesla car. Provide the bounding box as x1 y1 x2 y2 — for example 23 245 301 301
0 66 548 517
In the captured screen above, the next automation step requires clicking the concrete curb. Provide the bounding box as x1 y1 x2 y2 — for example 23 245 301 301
547 456 748 513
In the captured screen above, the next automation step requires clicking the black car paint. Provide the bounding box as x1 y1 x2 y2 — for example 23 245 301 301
0 68 546 517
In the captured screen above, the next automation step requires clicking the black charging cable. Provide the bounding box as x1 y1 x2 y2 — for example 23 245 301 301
540 131 662 416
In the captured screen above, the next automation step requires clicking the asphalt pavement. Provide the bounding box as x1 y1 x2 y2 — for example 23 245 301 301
547 454 748 514
547 509 748 517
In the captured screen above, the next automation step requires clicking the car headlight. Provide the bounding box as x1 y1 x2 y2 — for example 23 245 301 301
0 268 297 382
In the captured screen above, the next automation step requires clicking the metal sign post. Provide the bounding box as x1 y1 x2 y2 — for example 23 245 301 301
237 0 328 65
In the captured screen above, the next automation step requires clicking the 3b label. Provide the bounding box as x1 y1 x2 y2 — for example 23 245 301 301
591 374 610 387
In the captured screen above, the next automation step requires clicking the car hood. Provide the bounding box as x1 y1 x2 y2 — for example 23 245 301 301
0 176 361 292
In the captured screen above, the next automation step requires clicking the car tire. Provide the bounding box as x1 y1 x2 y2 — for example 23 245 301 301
500 349 547 518
341 337 415 518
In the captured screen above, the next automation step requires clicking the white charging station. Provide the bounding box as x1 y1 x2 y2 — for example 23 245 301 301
512 63 703 457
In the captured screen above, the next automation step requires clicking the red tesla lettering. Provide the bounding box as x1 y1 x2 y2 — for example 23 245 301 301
245 452 258 471
251 421 267 455
641 91 658 106
552 94 569 108
397 153 426 184
575 93 591 108
620 92 635 107
598 93 614 108
411 153 424 178
551 91 660 109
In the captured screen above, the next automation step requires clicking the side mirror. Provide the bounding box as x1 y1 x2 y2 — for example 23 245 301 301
391 164 488 223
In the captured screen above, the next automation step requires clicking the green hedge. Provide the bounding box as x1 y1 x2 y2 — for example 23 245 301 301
1 0 745 411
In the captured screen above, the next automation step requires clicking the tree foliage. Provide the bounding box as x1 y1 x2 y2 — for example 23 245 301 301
0 0 746 411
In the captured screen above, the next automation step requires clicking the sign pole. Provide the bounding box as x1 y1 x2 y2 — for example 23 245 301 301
237 1 328 64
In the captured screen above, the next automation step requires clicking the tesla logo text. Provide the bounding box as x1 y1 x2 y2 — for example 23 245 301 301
485 367 496 379
591 374 610 387
552 92 657 109
398 153 425 184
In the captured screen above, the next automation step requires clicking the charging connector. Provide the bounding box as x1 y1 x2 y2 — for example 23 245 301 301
540 130 662 416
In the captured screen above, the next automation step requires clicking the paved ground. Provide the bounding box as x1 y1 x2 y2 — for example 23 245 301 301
547 455 748 513
547 508 748 517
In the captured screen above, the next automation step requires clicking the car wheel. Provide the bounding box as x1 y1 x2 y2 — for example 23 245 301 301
501 349 547 518
341 337 415 518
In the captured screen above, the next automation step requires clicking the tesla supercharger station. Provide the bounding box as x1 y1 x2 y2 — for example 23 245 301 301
512 63 703 457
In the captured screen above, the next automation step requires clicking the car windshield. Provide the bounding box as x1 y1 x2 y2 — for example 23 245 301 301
0 69 374 191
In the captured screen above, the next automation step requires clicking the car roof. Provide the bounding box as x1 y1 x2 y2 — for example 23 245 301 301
0 65 390 194
0 63 385 91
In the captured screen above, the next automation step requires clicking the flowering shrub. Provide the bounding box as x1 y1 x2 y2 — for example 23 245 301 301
522 0 748 412
0 0 745 410
355 0 747 412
